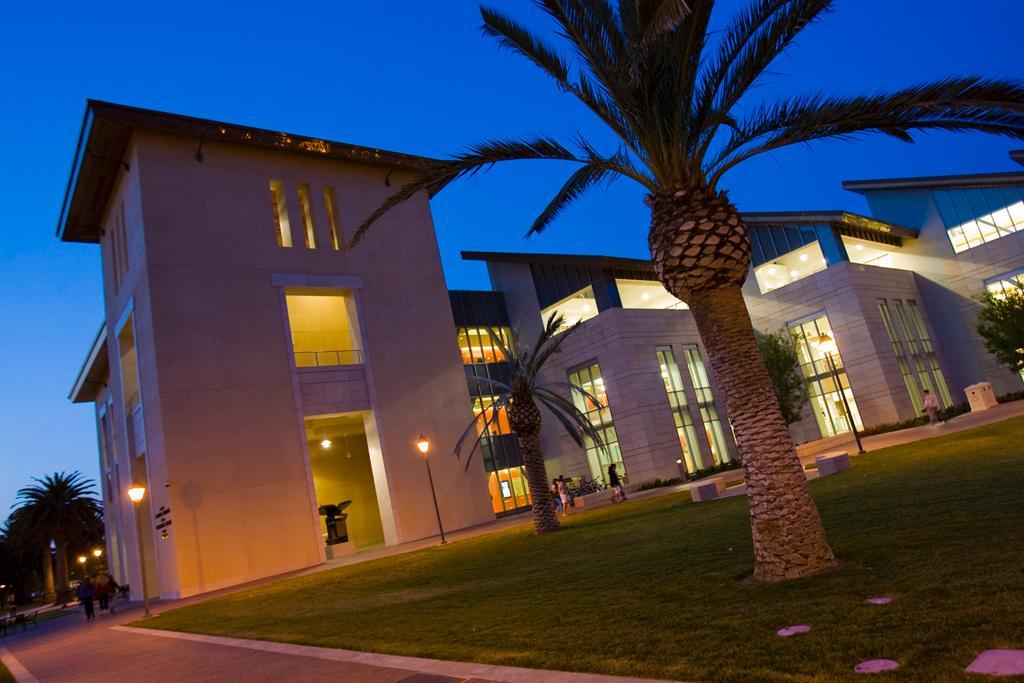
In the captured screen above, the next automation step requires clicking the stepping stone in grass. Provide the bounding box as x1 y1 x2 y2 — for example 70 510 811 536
855 659 900 674
864 597 893 605
965 650 1024 676
777 625 811 637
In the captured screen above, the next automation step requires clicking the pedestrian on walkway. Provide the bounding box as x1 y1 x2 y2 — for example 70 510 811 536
551 479 563 515
922 390 944 425
94 571 118 614
556 476 571 516
77 576 96 621
608 464 626 502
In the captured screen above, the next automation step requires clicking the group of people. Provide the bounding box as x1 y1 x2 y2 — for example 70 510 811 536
76 572 120 620
550 464 628 516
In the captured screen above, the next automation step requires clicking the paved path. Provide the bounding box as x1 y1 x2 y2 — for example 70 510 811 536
1 605 670 682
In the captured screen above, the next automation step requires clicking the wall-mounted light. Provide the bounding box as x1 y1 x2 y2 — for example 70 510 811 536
321 438 332 450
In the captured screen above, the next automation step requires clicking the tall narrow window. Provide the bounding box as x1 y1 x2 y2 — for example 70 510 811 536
878 300 923 413
118 204 129 280
117 316 146 459
789 315 863 438
682 347 732 466
656 347 704 474
567 362 624 483
324 187 342 251
297 184 317 249
904 300 953 406
269 179 293 247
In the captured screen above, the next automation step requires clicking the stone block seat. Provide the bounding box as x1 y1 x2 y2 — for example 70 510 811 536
690 477 726 503
814 452 852 478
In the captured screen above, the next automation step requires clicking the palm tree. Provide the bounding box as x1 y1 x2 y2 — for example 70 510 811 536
14 472 102 603
455 314 605 534
350 1 1024 582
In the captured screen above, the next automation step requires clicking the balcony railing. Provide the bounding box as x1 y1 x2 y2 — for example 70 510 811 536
294 349 363 368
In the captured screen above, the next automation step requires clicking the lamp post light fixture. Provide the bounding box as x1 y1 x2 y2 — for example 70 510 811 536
92 548 103 558
812 333 865 454
127 481 152 616
416 433 446 545
77 555 87 565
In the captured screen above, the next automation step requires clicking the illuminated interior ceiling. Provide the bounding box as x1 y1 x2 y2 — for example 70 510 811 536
616 279 688 310
541 286 598 328
843 236 898 267
752 242 827 294
306 413 366 440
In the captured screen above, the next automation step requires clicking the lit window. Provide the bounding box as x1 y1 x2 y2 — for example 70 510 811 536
457 327 512 364
681 347 732 466
472 396 511 437
297 184 317 249
541 286 598 330
655 347 705 473
935 187 1024 254
617 279 688 309
788 314 863 438
986 269 1024 299
843 236 899 268
269 179 293 248
324 187 342 251
285 289 362 367
752 241 827 294
567 362 624 483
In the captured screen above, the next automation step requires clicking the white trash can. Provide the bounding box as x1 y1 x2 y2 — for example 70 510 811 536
965 382 998 412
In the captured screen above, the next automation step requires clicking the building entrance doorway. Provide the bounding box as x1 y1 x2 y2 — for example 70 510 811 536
305 414 385 550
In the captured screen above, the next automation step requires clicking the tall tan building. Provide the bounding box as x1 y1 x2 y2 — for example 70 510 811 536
65 102 493 600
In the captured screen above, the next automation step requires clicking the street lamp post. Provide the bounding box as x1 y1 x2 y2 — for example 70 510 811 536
127 481 151 616
416 434 446 545
812 333 865 454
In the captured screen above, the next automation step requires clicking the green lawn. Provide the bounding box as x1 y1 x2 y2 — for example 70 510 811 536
138 418 1024 682
0 660 12 683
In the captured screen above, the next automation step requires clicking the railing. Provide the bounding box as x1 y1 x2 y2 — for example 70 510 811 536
294 349 363 368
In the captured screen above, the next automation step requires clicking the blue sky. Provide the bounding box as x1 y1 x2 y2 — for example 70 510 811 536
0 0 1021 515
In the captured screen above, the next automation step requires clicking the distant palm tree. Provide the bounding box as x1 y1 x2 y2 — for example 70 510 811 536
351 1 1024 582
455 314 604 534
13 472 102 603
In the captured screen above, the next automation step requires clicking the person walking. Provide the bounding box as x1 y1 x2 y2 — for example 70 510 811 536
103 574 121 614
94 571 114 614
557 475 574 510
77 576 96 621
922 390 944 425
608 464 626 503
551 479 563 515
556 476 571 516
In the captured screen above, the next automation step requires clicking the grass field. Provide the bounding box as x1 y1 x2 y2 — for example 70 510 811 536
0 659 13 683
137 418 1024 682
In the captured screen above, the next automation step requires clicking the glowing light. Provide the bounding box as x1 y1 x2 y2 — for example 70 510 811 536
766 267 777 275
812 332 838 356
855 243 864 251
92 548 103 558
77 555 87 564
641 292 651 301
790 270 799 278
799 254 808 262
127 482 146 503
416 433 431 455
581 304 592 313
320 438 332 449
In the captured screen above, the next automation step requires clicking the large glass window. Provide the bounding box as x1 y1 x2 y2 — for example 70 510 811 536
878 300 923 413
843 236 899 268
789 314 864 438
656 347 704 474
285 289 362 367
297 183 317 250
752 241 828 294
541 286 598 330
986 269 1024 299
567 362 624 483
117 315 146 459
472 396 511 437
902 300 953 407
934 186 1024 253
487 467 531 516
456 327 512 365
617 279 688 310
682 347 732 466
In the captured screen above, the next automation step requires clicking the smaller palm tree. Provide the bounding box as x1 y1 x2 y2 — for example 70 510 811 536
455 313 605 534
14 472 102 604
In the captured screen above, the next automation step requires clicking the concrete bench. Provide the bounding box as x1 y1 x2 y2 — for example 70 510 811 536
690 477 726 503
815 452 852 478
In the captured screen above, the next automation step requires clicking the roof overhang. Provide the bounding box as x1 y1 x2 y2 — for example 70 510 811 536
842 170 1024 194
461 251 653 271
69 325 109 404
742 210 918 244
57 100 442 243
1012 150 1024 168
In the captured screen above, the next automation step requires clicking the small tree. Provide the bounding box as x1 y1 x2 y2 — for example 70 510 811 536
757 330 809 425
977 286 1024 378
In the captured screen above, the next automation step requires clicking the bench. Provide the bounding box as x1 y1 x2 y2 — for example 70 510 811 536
815 452 852 478
690 477 726 503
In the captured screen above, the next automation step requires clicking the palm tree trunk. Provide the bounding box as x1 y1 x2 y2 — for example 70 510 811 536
41 547 55 601
649 185 837 582
508 394 560 534
689 288 837 581
54 539 70 604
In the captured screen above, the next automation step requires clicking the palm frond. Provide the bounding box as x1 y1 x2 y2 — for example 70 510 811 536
527 154 644 236
534 387 606 449
708 77 1024 184
347 137 582 247
453 394 511 467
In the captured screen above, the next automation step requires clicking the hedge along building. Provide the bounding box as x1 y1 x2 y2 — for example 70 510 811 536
64 101 494 600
